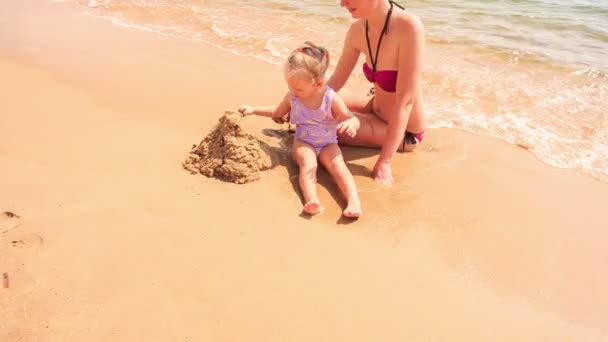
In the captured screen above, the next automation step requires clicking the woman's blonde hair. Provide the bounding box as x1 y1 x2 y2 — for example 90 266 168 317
284 41 330 82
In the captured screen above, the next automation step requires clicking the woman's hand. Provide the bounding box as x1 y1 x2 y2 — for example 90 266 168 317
337 117 359 138
373 159 394 186
238 105 254 116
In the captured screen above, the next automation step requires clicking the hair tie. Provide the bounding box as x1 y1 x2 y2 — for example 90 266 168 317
318 46 330 65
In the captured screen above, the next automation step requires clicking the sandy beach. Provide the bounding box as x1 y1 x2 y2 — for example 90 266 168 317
1 1 608 341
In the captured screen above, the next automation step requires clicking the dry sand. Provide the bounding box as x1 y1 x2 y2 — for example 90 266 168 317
1 1 608 341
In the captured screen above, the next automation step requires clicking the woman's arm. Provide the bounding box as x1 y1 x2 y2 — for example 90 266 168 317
327 24 361 92
239 93 291 118
378 16 424 163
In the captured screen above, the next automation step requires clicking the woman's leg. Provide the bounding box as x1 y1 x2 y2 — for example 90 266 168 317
341 93 375 114
292 139 323 215
338 91 426 152
339 111 390 149
338 93 387 148
318 143 362 218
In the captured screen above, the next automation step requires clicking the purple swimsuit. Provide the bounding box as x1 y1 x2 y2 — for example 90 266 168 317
289 86 338 154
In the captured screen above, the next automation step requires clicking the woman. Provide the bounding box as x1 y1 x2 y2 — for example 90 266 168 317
329 0 427 186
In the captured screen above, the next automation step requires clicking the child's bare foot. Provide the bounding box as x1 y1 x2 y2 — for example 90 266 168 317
343 198 362 218
303 200 323 215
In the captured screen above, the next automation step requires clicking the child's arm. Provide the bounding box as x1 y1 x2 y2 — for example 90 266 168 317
239 93 291 119
332 93 360 138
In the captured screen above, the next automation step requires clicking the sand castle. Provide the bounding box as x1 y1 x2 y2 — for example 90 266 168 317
183 111 272 184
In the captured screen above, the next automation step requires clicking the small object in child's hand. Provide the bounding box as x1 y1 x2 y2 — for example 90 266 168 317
2 272 9 289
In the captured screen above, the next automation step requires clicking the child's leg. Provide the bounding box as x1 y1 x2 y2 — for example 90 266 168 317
292 139 323 215
318 143 362 218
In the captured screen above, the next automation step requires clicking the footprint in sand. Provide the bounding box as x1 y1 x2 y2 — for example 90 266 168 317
1 212 43 251
0 211 21 233
5 233 43 250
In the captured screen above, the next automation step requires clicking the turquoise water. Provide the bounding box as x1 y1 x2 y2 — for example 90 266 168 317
217 0 608 70
70 0 608 182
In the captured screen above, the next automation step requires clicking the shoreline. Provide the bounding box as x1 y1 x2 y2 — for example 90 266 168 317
57 0 608 185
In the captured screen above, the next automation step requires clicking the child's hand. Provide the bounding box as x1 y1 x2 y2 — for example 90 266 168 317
337 117 359 138
272 114 289 124
238 105 254 116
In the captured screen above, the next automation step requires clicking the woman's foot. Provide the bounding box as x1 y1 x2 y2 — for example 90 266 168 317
343 198 362 218
303 200 323 215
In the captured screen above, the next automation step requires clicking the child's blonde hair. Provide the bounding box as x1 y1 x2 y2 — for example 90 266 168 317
284 41 330 83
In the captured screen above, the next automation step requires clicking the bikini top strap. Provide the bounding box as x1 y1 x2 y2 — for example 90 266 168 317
390 1 404 10
365 1 397 72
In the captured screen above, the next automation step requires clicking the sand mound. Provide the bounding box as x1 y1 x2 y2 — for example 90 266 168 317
183 111 272 184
